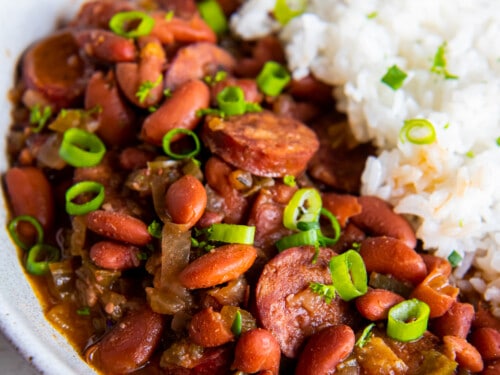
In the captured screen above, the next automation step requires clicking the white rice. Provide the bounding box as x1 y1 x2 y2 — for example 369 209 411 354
232 0 500 315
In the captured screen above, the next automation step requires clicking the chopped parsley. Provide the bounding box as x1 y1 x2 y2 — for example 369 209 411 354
356 323 376 348
136 75 163 103
431 42 458 80
29 104 52 132
367 11 378 19
148 220 162 239
283 174 296 187
381 65 407 90
310 281 336 303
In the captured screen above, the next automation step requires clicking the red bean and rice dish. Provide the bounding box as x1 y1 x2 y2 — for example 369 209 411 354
4 0 500 374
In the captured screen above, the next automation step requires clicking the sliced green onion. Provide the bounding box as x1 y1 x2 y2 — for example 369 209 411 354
356 323 376 348
65 181 105 216
387 299 430 342
283 188 322 231
109 11 155 38
366 11 378 19
275 229 318 252
431 42 458 80
164 10 174 21
197 0 228 35
29 104 52 133
216 86 246 116
329 250 367 301
496 136 500 146
204 70 228 85
256 61 291 97
162 128 201 159
25 243 60 276
381 65 407 90
76 306 91 316
310 281 336 303
273 0 307 25
317 208 341 245
231 310 242 336
8 215 44 251
399 119 436 145
59 128 106 167
283 175 296 187
208 223 255 245
447 250 462 268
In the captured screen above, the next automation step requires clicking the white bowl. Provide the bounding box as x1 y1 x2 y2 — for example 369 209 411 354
0 0 96 374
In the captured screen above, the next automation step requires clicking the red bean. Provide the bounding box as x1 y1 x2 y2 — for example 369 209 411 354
86 210 152 246
295 325 355 375
431 301 475 338
165 174 207 229
355 289 405 321
89 241 141 271
232 328 281 374
470 327 500 361
443 335 483 373
188 307 234 347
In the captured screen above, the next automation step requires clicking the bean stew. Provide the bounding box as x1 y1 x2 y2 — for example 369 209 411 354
4 1 500 374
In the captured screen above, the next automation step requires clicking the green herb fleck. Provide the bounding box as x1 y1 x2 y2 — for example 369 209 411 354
310 281 336 303
367 11 378 19
163 88 172 98
465 150 475 158
231 310 242 336
165 10 174 21
381 65 407 90
356 323 375 348
496 137 500 146
148 220 162 239
448 250 462 268
76 306 90 316
203 70 228 85
29 104 52 132
283 174 296 187
136 75 163 103
431 42 458 80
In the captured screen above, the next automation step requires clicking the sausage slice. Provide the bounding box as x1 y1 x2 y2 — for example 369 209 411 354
255 246 354 358
201 111 319 177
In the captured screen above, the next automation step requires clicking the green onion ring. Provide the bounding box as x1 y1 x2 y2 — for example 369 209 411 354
8 215 44 251
283 188 322 231
273 0 307 25
59 128 106 167
25 243 60 276
208 223 255 245
162 128 201 160
387 299 430 342
109 11 155 38
399 119 437 145
275 229 319 252
216 86 246 116
197 0 228 35
329 250 368 301
65 181 105 216
317 207 341 245
256 61 291 97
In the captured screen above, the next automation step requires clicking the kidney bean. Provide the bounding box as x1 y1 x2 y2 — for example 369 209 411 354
119 147 156 170
234 36 286 78
410 266 459 318
86 210 152 246
204 156 249 224
321 192 362 227
431 301 475 338
470 327 500 361
164 43 236 90
150 12 216 45
5 167 54 240
155 0 198 19
85 306 164 374
288 74 334 105
89 241 141 271
272 94 321 124
141 79 210 146
85 71 137 146
22 31 86 109
355 289 405 321
178 244 257 289
421 253 452 277
359 237 427 285
74 29 136 63
188 307 234 347
232 328 281 374
443 335 484 373
211 77 262 106
295 325 355 375
474 303 500 331
165 174 207 229
350 196 417 249
116 36 166 109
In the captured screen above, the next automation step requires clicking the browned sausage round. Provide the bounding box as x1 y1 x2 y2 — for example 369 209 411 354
85 306 164 374
22 31 86 108
201 111 320 177
164 42 236 90
295 324 355 375
255 246 354 358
